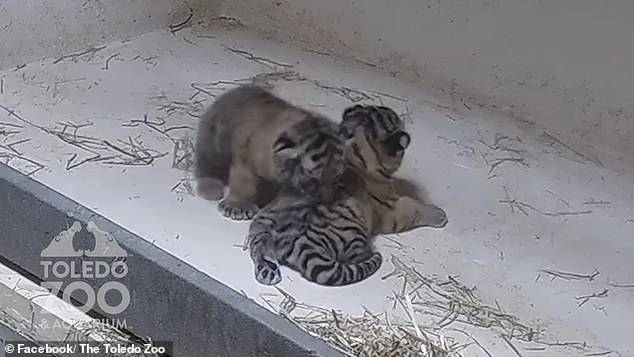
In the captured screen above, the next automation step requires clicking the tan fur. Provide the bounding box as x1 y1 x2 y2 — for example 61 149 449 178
339 109 447 236
222 107 305 211
194 85 344 220
341 170 447 236
245 104 445 286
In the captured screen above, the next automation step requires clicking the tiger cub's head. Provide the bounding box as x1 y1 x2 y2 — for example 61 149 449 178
272 115 346 201
339 104 411 178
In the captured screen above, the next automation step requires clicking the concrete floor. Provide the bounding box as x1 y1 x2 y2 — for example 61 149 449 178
1 22 633 356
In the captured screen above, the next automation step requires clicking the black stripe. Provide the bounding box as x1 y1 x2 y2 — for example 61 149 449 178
370 192 392 208
278 222 296 233
343 265 356 284
343 105 364 118
342 237 367 256
305 133 327 152
346 248 369 261
367 109 379 138
248 232 270 247
337 204 364 223
306 228 338 252
377 166 392 179
364 130 396 177
376 108 392 134
298 250 326 271
351 143 367 169
377 106 400 133
324 265 343 285
303 231 329 251
365 130 382 161
310 261 337 281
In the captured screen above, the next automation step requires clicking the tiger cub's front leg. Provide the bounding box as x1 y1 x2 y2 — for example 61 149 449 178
218 161 260 221
247 219 282 285
378 196 448 235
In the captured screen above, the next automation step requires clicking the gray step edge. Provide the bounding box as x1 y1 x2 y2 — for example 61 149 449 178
0 164 342 357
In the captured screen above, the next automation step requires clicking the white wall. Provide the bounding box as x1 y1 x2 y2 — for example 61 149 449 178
0 0 220 70
221 0 634 172
3 0 631 171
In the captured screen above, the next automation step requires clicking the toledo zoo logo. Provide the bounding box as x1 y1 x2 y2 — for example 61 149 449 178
40 221 130 316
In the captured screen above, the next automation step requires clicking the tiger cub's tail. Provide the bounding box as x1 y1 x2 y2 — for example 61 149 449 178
303 251 383 287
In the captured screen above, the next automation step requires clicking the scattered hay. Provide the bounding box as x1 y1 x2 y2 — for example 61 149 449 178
539 131 603 167
0 104 170 171
171 134 195 172
250 228 614 356
170 176 195 197
537 269 599 282
101 136 168 166
0 309 165 357
187 70 304 98
221 45 293 69
0 152 45 176
574 289 609 308
64 320 166 357
383 255 538 343
500 186 592 218
312 82 375 103
250 70 306 88
52 45 106 65
262 288 463 357
150 93 206 118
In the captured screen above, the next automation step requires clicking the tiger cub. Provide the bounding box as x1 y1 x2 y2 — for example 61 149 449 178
194 85 345 220
339 105 448 236
246 105 447 287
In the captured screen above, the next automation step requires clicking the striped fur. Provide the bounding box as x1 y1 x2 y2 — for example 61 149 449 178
247 189 382 286
194 85 345 221
247 104 447 287
339 104 448 237
246 105 418 286
340 104 411 180
273 116 345 202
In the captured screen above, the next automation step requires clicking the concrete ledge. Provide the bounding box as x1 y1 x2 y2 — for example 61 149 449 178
0 164 341 357
0 261 166 355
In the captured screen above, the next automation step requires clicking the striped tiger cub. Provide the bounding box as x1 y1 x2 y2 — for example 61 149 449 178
339 105 448 236
246 105 447 286
194 85 345 221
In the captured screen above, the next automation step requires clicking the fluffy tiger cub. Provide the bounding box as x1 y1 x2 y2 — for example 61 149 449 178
194 85 345 221
246 105 447 287
339 105 448 236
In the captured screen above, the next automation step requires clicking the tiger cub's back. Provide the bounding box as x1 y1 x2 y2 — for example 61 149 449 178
194 85 346 220
248 187 382 286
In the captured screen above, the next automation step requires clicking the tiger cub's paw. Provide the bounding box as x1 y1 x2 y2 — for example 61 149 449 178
255 260 282 285
419 204 448 228
195 177 225 201
218 199 259 221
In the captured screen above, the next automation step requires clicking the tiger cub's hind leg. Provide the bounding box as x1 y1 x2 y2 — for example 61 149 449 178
193 149 226 201
379 196 448 234
416 202 449 229
195 177 225 201
218 162 260 220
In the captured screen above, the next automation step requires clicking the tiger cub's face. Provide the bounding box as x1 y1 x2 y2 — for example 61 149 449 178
272 116 346 201
339 105 411 178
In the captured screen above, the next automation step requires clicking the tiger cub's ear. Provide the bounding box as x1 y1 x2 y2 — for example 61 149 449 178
273 134 300 160
342 104 365 117
339 105 367 139
383 131 411 155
